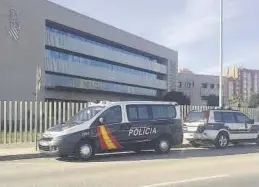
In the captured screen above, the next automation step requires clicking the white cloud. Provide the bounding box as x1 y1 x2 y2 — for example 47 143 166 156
160 0 219 49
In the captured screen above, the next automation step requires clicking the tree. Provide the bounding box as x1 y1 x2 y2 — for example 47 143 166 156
163 91 190 105
249 94 259 108
206 94 219 106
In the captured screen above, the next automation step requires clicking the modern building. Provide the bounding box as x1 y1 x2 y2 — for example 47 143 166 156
177 70 228 105
0 0 178 102
225 65 259 103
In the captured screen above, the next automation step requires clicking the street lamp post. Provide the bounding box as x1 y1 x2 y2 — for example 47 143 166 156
219 0 223 107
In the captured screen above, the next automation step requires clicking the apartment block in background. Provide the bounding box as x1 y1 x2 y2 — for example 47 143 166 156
225 66 259 103
178 69 228 105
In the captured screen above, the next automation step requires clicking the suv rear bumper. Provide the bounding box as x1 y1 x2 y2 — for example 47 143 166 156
184 130 218 141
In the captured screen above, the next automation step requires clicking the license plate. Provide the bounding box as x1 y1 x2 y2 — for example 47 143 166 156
39 141 49 146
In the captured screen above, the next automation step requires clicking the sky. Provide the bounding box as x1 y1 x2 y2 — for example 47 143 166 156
49 0 259 75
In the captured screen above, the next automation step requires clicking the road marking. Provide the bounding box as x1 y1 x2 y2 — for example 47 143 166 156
140 174 230 187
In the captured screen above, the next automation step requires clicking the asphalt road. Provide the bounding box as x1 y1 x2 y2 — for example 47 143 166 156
1 145 259 187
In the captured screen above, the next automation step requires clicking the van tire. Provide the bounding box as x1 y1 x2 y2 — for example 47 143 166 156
214 132 229 149
59 154 69 159
75 140 94 161
155 136 171 154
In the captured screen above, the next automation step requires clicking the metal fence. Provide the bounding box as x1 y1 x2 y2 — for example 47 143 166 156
0 101 258 144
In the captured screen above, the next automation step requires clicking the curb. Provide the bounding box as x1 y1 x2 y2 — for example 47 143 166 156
174 143 191 148
0 153 54 162
0 144 191 162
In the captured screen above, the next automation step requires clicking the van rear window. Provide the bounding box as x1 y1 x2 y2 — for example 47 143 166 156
185 111 205 122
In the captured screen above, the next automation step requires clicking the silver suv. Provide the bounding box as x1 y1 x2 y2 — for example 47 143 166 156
183 108 259 148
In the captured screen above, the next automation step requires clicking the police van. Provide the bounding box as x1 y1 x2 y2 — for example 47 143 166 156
38 101 183 160
183 107 259 148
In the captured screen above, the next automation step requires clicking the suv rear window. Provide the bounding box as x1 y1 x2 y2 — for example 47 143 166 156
185 111 205 122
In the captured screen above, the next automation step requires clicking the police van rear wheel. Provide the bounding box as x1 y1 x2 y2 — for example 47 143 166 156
75 141 94 160
155 137 171 154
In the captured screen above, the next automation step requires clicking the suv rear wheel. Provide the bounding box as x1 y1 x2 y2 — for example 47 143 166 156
155 136 171 154
214 132 229 149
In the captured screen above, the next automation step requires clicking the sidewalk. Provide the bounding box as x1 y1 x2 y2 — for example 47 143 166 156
0 143 43 161
0 140 190 161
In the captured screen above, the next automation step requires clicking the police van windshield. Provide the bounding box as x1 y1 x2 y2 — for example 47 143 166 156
66 106 104 124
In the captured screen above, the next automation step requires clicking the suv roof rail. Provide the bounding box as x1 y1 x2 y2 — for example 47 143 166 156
213 106 239 111
88 100 111 107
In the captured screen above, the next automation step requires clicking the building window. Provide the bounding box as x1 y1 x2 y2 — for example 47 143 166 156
185 82 191 88
210 84 215 89
202 83 208 88
184 81 194 88
178 82 182 88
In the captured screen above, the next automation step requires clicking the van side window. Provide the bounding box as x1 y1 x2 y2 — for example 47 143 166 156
127 105 149 121
152 105 176 119
128 106 138 121
102 106 122 124
138 106 149 120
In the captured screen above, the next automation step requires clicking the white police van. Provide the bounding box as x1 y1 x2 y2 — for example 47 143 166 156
39 101 183 160
183 107 259 148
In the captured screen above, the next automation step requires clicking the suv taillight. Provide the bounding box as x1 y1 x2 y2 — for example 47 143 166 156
204 110 210 123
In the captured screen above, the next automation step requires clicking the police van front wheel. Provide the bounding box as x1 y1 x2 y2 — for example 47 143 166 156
155 137 171 154
75 141 94 161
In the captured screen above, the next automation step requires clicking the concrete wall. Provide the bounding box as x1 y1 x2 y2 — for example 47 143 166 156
0 0 178 101
0 0 45 101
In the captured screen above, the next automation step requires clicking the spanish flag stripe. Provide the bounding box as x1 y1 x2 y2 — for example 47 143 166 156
97 126 108 150
104 125 122 149
100 126 116 150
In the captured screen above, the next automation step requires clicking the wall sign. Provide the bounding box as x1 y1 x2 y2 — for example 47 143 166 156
9 8 20 41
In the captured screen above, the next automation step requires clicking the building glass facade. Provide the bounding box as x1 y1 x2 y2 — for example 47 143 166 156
46 27 155 61
45 74 157 96
45 49 157 80
44 26 163 97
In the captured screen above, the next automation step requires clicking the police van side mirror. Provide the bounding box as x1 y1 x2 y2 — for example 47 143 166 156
250 119 254 124
99 117 104 124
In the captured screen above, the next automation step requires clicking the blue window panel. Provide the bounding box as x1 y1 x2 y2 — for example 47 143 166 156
45 49 158 80
85 59 91 65
90 60 97 66
46 27 153 61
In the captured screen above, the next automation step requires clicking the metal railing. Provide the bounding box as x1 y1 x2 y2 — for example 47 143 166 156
0 101 258 144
